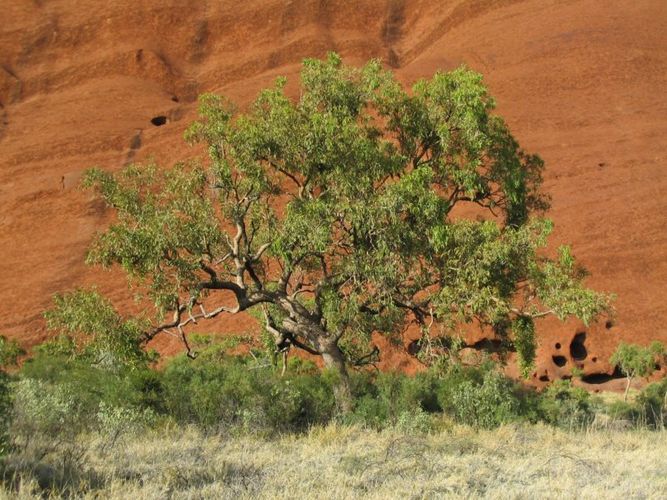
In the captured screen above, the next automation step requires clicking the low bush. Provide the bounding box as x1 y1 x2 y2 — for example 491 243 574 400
0 336 24 456
0 373 11 457
348 370 441 429
634 378 667 428
20 350 162 416
447 370 523 429
536 379 594 429
161 351 334 434
8 337 667 443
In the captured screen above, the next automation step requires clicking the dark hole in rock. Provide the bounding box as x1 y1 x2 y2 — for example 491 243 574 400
592 357 598 362
570 332 587 360
605 320 614 329
655 364 661 371
171 96 179 102
538 374 550 382
582 366 625 384
555 342 561 349
581 373 609 384
582 372 622 384
552 355 567 367
407 339 421 356
561 375 572 380
151 115 168 126
471 338 506 353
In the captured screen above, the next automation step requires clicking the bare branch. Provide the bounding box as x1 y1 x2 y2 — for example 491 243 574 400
253 242 272 262
290 336 322 356
351 345 380 367
511 307 555 319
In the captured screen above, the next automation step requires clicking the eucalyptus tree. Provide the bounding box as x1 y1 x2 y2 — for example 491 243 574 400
61 53 610 412
610 342 665 401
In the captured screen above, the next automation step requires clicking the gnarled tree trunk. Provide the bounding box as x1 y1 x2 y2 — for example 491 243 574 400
274 310 354 414
321 341 353 415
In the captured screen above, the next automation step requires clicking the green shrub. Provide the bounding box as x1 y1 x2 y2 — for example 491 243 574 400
347 362 526 430
635 378 667 428
0 373 13 457
604 399 637 423
537 379 594 429
10 378 86 459
161 353 334 434
434 361 494 411
20 351 162 415
347 370 441 429
0 336 24 456
448 370 522 429
393 407 435 434
96 402 156 447
17 334 667 439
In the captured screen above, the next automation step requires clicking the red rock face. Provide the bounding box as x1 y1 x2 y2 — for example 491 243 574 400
1 0 666 387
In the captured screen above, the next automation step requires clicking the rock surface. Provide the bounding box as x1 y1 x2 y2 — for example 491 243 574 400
1 0 666 386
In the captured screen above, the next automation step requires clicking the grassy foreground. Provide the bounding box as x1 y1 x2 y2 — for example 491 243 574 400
2 423 666 499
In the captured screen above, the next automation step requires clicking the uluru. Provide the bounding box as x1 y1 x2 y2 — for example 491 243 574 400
1 0 666 388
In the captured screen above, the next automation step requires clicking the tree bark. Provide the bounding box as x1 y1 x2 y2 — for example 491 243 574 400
321 341 353 415
624 376 632 402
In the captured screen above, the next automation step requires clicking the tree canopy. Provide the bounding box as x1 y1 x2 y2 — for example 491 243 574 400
55 53 611 411
611 342 665 400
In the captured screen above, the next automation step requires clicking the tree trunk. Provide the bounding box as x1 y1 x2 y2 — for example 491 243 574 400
321 341 353 415
624 376 632 402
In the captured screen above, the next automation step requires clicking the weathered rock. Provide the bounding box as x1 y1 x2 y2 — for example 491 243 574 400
1 1 666 389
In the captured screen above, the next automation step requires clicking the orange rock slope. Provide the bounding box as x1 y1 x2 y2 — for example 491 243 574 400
1 0 666 388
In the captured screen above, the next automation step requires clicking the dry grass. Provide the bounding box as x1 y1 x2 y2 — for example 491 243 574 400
2 422 666 499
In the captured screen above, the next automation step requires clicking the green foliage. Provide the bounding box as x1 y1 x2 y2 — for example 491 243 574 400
604 399 637 422
634 378 667 428
19 347 165 419
0 336 24 368
610 341 665 380
393 406 435 434
570 366 584 379
44 289 152 369
0 372 11 457
537 379 594 429
434 360 495 408
513 316 535 378
74 52 611 390
160 351 334 434
532 246 613 325
0 336 22 456
447 370 522 429
8 337 667 447
348 370 441 429
11 378 87 443
350 362 530 430
95 402 156 445
82 162 223 315
35 334 77 358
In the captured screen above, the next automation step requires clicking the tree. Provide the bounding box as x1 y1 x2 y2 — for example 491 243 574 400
60 53 610 413
610 342 665 401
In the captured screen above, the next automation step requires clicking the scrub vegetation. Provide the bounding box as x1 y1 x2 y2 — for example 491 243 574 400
0 337 665 498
